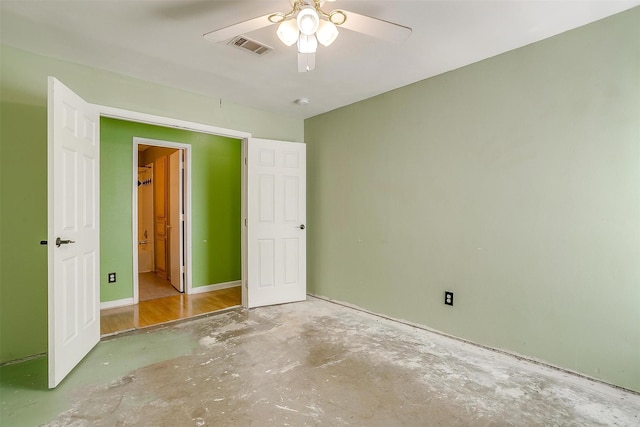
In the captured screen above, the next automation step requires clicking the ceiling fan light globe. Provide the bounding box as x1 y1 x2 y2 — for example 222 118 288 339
297 34 318 54
297 7 320 36
316 20 338 46
329 10 347 26
277 19 300 46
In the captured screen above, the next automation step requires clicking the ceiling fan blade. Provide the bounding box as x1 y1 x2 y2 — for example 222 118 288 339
298 51 316 72
203 13 274 43
339 10 412 42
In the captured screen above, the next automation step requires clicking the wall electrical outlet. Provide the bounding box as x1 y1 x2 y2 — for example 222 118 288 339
445 291 454 306
108 272 116 283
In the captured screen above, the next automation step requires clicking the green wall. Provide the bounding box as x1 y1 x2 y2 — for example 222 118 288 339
0 102 49 362
101 118 241 302
0 45 303 363
306 8 640 391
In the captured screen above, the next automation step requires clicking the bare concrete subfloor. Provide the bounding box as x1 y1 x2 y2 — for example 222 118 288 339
2 297 639 426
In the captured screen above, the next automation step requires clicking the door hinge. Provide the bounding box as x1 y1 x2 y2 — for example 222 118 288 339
244 218 248 227
244 157 247 166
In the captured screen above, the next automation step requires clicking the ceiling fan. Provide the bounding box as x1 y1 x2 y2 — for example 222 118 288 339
203 0 412 72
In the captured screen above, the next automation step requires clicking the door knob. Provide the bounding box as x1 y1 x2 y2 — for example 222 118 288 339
56 237 76 247
299 224 305 230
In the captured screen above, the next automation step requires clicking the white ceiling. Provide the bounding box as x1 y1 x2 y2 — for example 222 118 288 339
1 1 638 119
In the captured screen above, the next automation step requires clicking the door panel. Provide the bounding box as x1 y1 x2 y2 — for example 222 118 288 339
247 138 306 308
137 164 154 272
154 155 167 278
168 150 183 291
48 77 100 388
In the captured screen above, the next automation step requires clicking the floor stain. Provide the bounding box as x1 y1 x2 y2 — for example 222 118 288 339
2 298 638 426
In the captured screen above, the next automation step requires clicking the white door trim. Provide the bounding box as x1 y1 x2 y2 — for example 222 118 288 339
241 139 248 308
98 105 251 140
133 138 191 303
95 104 252 308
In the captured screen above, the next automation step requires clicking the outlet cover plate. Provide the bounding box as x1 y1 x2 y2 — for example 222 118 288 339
108 272 116 283
445 291 453 306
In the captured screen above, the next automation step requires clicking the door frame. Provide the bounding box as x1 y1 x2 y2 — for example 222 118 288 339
241 139 248 308
132 138 190 303
97 105 251 307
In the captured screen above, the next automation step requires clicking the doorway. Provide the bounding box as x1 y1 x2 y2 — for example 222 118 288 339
100 118 245 336
49 78 308 386
136 143 184 302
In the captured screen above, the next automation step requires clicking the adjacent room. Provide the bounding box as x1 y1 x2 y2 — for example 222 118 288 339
1 1 639 425
98 118 244 335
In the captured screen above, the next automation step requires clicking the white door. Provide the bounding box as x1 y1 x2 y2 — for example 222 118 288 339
247 138 306 308
168 150 184 292
47 77 100 388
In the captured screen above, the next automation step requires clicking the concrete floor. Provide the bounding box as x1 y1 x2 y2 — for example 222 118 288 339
1 297 639 426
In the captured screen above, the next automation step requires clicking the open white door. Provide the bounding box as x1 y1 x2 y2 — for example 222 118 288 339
168 149 184 292
47 77 100 388
247 138 306 308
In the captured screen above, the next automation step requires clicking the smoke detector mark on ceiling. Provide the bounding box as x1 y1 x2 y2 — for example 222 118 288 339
228 36 273 56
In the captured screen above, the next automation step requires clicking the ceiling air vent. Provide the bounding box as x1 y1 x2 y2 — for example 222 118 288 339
228 36 273 56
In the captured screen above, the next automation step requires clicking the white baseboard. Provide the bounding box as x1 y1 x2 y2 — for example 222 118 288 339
190 280 241 295
100 297 134 310
100 282 241 308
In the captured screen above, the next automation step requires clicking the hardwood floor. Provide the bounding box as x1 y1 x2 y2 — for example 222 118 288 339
139 272 179 301
100 286 242 336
